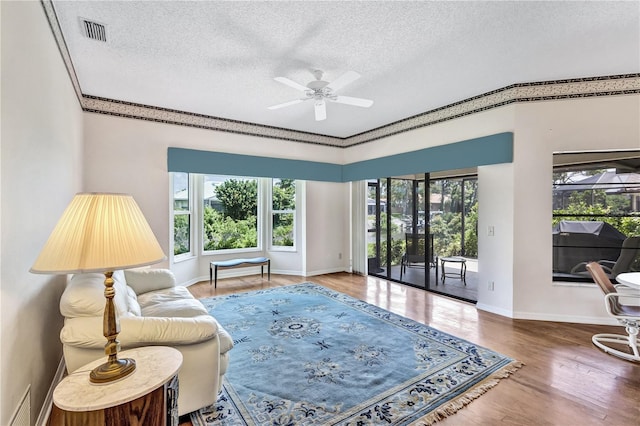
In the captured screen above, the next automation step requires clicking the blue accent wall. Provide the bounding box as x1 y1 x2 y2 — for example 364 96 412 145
167 132 513 181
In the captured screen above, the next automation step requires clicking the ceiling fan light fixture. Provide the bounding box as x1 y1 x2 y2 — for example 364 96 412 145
268 69 373 121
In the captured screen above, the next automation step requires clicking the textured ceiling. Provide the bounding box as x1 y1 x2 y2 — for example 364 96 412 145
51 1 640 140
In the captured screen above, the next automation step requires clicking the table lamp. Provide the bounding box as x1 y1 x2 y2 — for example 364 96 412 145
30 193 166 383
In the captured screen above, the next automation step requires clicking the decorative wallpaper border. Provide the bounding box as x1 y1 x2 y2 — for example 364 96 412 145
42 1 640 149
346 74 640 146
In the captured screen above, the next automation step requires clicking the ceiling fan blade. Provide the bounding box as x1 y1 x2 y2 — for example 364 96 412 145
326 70 361 92
267 99 305 110
274 76 309 92
314 100 326 121
331 95 374 108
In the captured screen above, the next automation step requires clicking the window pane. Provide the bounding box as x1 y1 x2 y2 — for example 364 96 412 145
463 179 479 257
272 213 294 246
174 214 190 255
203 175 258 251
272 178 295 248
173 172 189 211
552 166 640 280
273 178 296 210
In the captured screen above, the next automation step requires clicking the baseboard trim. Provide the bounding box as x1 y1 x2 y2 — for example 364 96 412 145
475 303 514 318
476 303 618 325
511 311 618 325
36 356 66 426
181 268 350 287
304 267 348 277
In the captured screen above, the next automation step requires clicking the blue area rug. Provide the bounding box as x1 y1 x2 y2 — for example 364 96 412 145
191 283 521 425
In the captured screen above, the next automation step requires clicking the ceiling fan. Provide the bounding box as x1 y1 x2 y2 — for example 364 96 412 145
268 70 373 121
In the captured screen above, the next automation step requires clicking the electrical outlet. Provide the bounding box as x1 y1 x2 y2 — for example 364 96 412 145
488 281 495 291
487 226 495 236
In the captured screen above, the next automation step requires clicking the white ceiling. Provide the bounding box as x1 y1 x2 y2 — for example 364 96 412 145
51 1 640 139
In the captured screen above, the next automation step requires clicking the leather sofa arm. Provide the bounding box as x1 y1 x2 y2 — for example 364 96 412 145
60 314 220 348
124 268 177 295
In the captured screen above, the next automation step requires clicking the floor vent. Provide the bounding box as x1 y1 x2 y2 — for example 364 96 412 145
82 19 107 42
10 386 30 426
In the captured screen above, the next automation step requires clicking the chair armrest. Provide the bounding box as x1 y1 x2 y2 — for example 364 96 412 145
61 314 220 348
124 268 177 295
612 285 640 305
603 293 640 318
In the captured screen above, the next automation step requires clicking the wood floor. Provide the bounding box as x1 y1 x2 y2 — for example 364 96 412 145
180 272 640 426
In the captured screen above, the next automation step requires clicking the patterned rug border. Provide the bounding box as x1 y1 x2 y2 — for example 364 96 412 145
192 282 523 425
412 359 523 425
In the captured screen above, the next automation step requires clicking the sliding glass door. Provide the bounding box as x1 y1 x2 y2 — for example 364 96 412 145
368 174 478 303
368 175 434 290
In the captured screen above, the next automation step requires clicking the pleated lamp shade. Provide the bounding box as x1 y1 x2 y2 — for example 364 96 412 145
31 193 166 274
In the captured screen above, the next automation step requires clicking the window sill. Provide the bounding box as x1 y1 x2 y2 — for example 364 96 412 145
173 253 196 264
552 281 596 288
269 247 297 253
202 248 263 257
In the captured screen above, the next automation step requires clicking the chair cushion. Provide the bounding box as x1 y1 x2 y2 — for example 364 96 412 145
137 286 209 318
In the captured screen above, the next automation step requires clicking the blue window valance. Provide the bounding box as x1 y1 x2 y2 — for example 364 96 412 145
167 132 513 182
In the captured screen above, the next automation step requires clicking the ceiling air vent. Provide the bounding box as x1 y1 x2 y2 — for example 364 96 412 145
82 19 107 42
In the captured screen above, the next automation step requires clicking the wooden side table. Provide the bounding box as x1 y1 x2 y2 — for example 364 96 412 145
49 346 182 426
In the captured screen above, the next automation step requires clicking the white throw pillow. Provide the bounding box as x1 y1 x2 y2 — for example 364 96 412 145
61 272 130 318
124 268 176 295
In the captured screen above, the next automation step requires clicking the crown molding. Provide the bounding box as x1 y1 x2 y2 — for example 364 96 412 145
42 1 640 149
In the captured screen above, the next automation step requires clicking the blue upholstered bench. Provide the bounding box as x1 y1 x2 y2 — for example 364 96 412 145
209 257 270 288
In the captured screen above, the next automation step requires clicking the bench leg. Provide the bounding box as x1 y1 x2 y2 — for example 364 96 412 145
214 266 218 289
268 260 271 281
209 264 212 286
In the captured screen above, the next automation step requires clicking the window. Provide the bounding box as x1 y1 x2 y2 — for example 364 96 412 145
202 175 259 252
171 173 300 259
271 178 296 248
552 160 640 281
172 172 192 257
429 177 478 258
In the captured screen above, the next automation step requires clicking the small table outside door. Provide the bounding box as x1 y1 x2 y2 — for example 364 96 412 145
440 256 467 285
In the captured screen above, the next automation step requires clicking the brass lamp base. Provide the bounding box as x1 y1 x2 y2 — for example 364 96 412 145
90 357 136 384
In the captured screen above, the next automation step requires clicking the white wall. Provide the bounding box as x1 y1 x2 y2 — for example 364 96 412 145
82 114 349 285
303 181 350 276
511 96 640 323
0 2 84 424
475 163 515 316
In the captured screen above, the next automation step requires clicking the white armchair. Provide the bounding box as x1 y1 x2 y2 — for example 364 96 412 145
59 269 233 415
